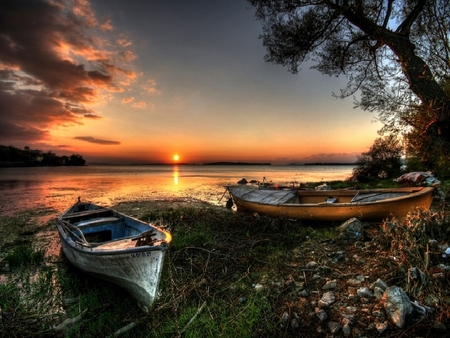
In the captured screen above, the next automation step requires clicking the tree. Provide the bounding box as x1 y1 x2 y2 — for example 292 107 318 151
353 135 403 179
68 154 86 166
248 0 450 157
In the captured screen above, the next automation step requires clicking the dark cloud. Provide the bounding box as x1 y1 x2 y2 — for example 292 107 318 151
74 136 120 145
0 0 134 145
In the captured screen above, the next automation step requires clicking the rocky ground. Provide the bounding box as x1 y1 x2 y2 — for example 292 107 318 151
1 197 450 337
112 198 450 337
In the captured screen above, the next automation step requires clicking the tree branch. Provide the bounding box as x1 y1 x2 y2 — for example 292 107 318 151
395 0 426 36
382 0 394 28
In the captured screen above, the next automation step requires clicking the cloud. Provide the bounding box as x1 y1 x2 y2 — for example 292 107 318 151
144 79 161 95
117 35 132 47
100 20 113 31
131 101 147 108
121 50 137 61
0 0 136 145
122 97 135 104
74 136 120 145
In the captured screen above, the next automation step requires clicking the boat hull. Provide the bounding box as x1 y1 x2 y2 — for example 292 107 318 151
228 187 435 221
57 201 171 312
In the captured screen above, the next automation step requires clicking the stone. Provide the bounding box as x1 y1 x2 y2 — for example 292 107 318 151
322 280 337 290
375 322 388 334
328 321 341 334
370 278 388 291
357 286 374 298
315 308 328 321
338 217 364 239
306 261 318 268
382 286 413 328
298 290 309 298
319 291 335 308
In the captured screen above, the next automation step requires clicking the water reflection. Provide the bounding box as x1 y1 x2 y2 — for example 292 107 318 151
173 165 179 185
0 164 354 215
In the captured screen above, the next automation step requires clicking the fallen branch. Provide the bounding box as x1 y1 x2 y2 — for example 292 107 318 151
112 322 137 337
180 301 207 334
52 308 88 332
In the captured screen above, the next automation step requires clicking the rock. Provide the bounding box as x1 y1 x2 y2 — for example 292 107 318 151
342 319 351 337
347 274 365 286
370 278 388 291
433 321 447 331
382 286 413 328
305 261 318 269
315 183 331 190
315 308 328 321
298 290 309 298
424 294 440 307
237 178 247 184
253 283 264 291
328 321 341 334
357 286 374 298
338 218 364 239
327 251 344 262
281 312 290 325
290 312 300 329
373 286 385 300
322 280 337 290
344 306 358 314
375 321 388 334
319 291 335 308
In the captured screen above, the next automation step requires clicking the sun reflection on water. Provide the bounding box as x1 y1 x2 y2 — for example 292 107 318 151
173 165 179 185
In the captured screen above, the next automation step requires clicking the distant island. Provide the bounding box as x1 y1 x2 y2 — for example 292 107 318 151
203 161 271 166
0 145 86 167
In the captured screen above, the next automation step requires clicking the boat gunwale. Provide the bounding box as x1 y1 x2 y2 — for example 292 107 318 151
57 202 171 256
228 186 434 208
57 228 169 256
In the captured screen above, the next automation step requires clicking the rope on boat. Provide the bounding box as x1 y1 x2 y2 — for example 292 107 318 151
57 218 91 247
132 230 157 247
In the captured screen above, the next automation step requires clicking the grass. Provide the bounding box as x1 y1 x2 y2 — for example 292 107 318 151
0 206 329 337
1 180 449 337
4 243 45 267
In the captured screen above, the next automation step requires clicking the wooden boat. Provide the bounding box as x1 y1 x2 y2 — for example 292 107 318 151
56 199 172 312
226 186 435 221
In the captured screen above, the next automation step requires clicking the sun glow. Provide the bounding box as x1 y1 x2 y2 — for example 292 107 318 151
173 154 180 162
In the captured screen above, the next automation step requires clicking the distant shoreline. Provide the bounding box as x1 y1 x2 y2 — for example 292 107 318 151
1 161 357 168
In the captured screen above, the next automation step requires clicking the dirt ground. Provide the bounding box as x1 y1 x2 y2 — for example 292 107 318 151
110 198 450 336
2 197 450 337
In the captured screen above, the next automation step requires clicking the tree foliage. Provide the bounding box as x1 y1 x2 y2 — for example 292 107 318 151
248 0 450 157
0 145 86 167
353 135 403 179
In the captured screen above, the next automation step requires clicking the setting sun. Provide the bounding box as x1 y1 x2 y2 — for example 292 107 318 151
173 154 180 162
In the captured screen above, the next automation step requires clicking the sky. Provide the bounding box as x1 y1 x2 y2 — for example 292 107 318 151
0 0 382 165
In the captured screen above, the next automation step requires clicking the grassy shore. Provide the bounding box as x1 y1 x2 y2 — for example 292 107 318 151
1 180 450 337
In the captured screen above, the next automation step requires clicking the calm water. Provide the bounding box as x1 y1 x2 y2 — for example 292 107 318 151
0 164 354 216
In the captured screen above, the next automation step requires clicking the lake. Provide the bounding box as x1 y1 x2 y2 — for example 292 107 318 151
0 164 354 216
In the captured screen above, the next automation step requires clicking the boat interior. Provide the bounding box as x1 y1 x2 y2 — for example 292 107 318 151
60 204 157 246
294 190 412 204
238 188 416 206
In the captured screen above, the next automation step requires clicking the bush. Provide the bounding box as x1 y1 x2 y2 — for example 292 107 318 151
353 135 403 180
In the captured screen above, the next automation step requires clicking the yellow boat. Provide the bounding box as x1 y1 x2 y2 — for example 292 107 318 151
227 186 435 221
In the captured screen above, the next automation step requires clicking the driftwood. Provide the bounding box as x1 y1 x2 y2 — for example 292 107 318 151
52 308 87 332
180 301 207 334
112 322 137 337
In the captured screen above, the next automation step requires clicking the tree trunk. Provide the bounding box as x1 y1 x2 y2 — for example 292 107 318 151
343 7 450 157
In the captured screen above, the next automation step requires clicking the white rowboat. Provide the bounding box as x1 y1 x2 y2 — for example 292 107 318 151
56 199 171 312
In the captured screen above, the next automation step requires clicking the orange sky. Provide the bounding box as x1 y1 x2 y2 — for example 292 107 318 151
0 0 381 165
